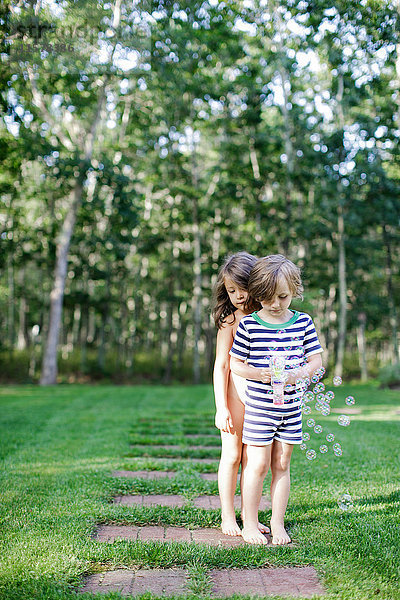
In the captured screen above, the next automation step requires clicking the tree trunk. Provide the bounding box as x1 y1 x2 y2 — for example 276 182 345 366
335 205 347 378
383 224 399 362
357 312 368 382
40 183 83 384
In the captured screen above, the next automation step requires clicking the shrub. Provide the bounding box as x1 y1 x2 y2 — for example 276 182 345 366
378 363 400 389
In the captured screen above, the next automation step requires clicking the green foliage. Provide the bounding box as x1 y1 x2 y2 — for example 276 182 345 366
378 363 400 388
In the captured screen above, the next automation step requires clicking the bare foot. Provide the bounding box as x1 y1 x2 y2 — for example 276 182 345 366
221 518 241 536
271 522 291 545
258 521 270 534
241 512 270 534
242 527 269 545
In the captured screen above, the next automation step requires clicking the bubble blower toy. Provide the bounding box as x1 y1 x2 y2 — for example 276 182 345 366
270 353 287 406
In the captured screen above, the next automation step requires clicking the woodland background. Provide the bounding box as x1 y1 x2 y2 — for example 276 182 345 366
0 0 399 385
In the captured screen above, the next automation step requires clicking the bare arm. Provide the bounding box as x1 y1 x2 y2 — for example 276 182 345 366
230 356 269 382
213 323 235 432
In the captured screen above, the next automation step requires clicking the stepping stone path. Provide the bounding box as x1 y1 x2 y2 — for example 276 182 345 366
113 494 271 510
94 524 268 546
112 469 218 481
83 434 326 598
82 566 324 597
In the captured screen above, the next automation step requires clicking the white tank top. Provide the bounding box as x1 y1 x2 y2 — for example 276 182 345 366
231 371 247 405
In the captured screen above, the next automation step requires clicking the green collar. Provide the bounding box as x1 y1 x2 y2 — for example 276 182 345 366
251 310 300 329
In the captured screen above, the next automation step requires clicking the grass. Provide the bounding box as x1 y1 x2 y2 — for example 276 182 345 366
0 382 399 600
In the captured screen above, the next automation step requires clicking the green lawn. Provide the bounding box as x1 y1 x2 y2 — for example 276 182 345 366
0 383 399 600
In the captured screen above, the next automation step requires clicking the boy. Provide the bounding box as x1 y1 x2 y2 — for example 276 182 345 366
230 254 323 545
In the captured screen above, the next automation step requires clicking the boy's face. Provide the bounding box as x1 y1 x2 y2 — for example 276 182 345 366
260 277 293 319
224 277 249 311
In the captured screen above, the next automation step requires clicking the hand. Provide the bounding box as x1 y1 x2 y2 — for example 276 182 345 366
215 408 234 433
260 367 271 384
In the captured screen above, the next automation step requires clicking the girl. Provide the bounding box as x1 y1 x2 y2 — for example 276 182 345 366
212 252 269 537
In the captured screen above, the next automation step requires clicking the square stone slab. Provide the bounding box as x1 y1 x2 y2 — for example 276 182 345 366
81 568 189 596
93 525 270 546
112 494 271 511
112 470 176 479
209 566 325 597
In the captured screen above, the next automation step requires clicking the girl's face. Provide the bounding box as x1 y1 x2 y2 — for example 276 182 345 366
224 277 248 311
260 277 293 320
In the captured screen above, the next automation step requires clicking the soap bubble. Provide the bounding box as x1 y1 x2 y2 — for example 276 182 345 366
319 444 328 453
333 376 342 386
300 443 307 450
306 449 316 460
333 443 342 456
338 415 351 427
302 405 311 415
316 393 325 402
338 493 353 511
314 425 323 434
321 406 331 416
345 396 355 406
306 419 315 428
314 383 325 393
302 432 310 441
325 391 335 400
304 391 314 402
315 402 322 412
326 433 335 442
311 375 319 383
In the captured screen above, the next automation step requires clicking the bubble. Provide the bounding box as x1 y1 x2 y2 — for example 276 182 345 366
314 383 325 393
321 406 331 416
316 393 325 402
306 419 315 428
285 345 292 352
302 405 311 415
314 425 323 434
300 443 307 450
345 395 355 406
311 375 319 383
302 432 310 441
326 391 335 400
333 376 342 386
319 444 328 453
338 493 353 511
319 366 326 376
304 376 310 388
304 391 314 402
334 447 343 456
326 433 335 442
306 449 316 460
315 402 322 412
338 415 351 427
277 330 286 335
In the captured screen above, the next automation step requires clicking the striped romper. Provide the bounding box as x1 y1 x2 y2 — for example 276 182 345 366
229 311 323 446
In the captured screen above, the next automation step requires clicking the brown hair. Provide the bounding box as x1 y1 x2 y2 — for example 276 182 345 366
212 252 261 328
248 254 304 303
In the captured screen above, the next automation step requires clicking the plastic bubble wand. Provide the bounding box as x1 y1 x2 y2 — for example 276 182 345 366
270 354 287 406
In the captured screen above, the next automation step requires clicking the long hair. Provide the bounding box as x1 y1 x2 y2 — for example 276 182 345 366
212 252 261 329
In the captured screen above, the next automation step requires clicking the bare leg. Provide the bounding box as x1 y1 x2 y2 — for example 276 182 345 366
241 446 270 534
241 444 271 544
270 441 293 545
218 394 244 536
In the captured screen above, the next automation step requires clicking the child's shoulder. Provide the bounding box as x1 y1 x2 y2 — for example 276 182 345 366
294 311 314 325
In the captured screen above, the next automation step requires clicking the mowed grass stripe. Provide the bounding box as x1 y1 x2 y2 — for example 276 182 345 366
0 384 399 600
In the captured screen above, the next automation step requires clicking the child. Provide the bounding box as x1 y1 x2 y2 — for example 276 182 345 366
212 252 269 537
230 254 323 545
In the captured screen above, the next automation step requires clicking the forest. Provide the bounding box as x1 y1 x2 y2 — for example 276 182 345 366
1 0 399 385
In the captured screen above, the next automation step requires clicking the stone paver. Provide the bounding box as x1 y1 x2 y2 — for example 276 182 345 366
209 566 325 598
81 568 189 596
112 470 176 479
93 525 268 546
112 469 218 481
331 407 362 415
113 494 271 511
114 494 186 507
